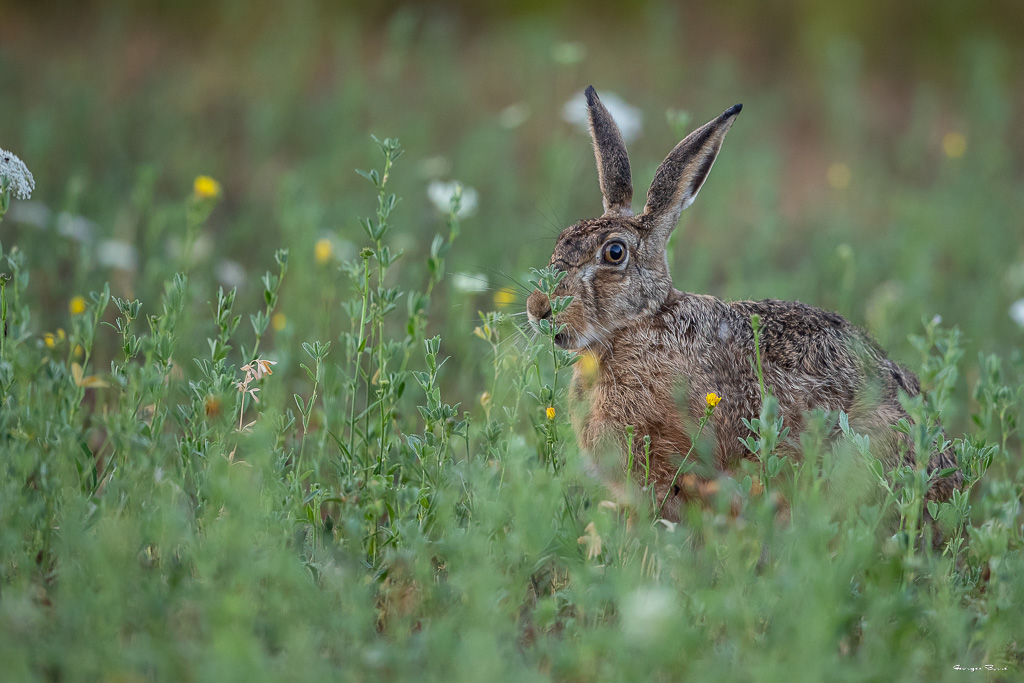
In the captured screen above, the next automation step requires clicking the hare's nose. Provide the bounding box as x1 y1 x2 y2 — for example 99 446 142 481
526 290 552 322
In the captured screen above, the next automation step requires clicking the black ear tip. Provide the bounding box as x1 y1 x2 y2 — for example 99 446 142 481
723 103 743 117
585 85 598 104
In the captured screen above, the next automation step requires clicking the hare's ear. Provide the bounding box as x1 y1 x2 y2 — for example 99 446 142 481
586 86 633 216
642 103 741 243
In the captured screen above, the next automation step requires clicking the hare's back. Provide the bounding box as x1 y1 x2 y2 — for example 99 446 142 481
726 298 918 398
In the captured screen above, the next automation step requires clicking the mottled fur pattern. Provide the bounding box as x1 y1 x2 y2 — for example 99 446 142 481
527 87 962 523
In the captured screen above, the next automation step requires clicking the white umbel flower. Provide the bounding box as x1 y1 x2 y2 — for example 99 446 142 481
562 91 643 143
0 148 35 200
427 180 478 218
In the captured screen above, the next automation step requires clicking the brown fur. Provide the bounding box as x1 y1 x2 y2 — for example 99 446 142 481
527 87 962 524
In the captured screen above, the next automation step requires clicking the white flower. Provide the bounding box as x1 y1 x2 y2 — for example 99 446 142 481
562 91 643 143
1010 298 1024 329
97 239 138 271
5 200 50 228
56 212 96 243
427 180 478 218
215 259 246 289
0 148 35 200
498 103 530 129
620 587 676 642
451 272 489 294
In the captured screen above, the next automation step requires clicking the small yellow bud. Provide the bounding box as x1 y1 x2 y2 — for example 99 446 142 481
480 392 492 408
314 238 333 265
193 175 221 200
69 296 87 316
43 333 56 348
271 312 287 332
546 406 556 420
706 392 721 408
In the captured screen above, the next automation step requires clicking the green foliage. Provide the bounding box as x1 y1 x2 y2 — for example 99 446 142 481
1 133 1022 680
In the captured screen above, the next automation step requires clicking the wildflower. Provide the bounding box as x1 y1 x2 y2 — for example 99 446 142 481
214 259 246 288
271 312 287 331
97 240 138 271
236 382 260 404
473 322 493 341
314 238 333 265
71 362 109 388
577 521 602 559
493 287 516 307
546 406 556 420
498 103 530 130
943 132 967 159
193 175 221 200
562 91 642 143
827 162 851 189
480 392 492 409
621 587 676 642
427 180 479 218
43 328 65 348
242 358 277 380
452 272 489 294
57 212 95 242
1010 298 1024 329
706 392 721 408
0 148 35 199
69 296 87 316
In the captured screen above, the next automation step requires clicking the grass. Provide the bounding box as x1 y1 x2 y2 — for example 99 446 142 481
1 3 1023 681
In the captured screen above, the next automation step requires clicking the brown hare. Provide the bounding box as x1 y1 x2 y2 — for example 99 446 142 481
526 86 962 523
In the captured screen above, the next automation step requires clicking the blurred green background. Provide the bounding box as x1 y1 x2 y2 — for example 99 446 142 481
2 0 1023 413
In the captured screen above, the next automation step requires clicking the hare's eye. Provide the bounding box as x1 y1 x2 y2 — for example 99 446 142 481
602 240 627 265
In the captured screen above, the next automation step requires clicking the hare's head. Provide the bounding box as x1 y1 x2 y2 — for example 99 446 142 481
527 86 740 350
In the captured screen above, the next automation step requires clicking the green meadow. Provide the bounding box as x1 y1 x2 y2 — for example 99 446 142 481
1 2 1022 680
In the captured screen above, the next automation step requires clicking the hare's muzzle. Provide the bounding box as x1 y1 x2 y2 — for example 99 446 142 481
526 290 552 324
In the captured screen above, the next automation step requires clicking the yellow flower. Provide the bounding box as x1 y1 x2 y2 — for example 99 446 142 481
706 392 721 408
826 162 851 190
942 132 966 159
493 287 516 308
71 362 109 388
314 238 333 265
271 312 287 331
480 392 492 408
43 333 56 348
69 296 87 316
193 175 221 200
546 406 556 420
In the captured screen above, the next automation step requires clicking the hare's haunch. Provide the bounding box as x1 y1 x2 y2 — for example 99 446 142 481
526 86 961 523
